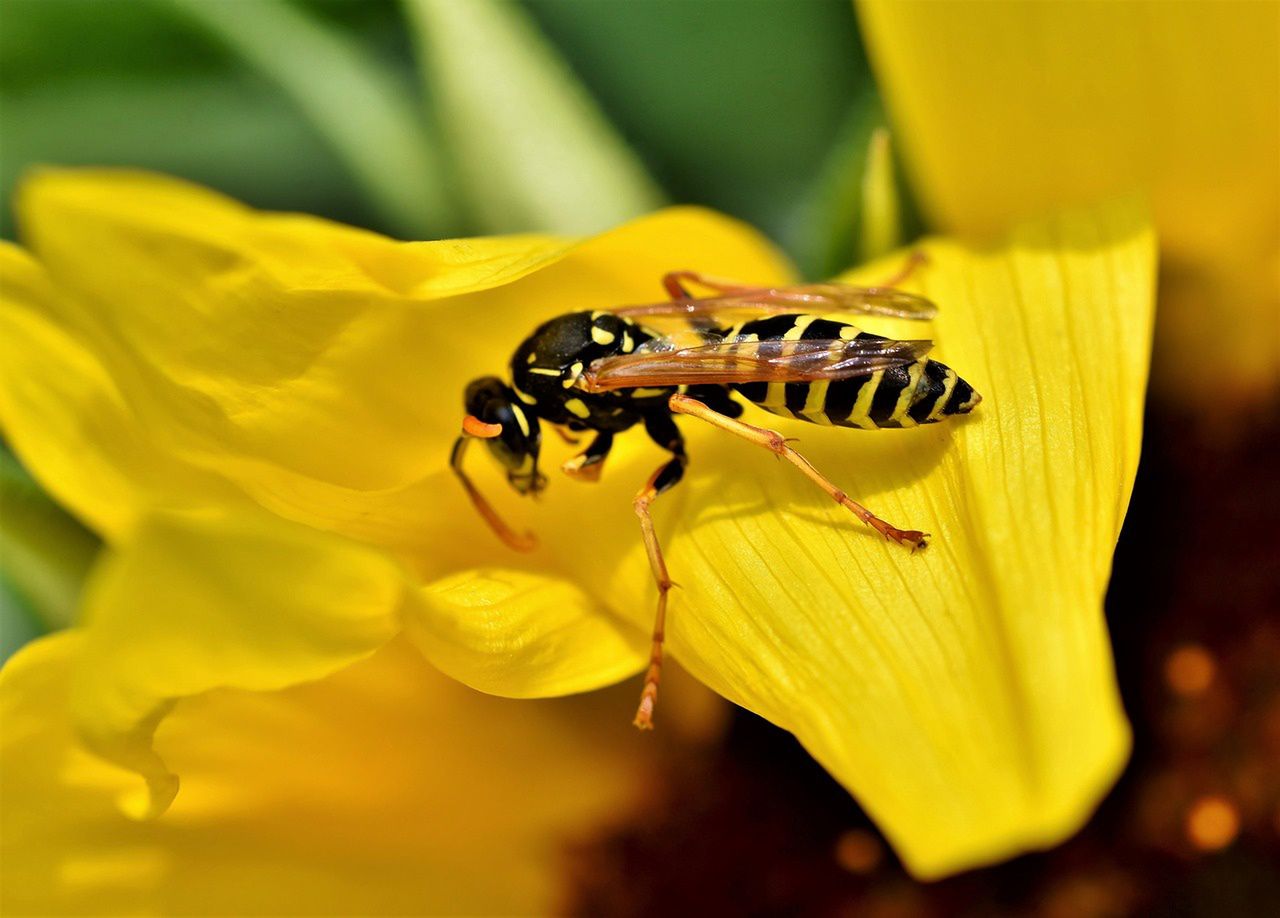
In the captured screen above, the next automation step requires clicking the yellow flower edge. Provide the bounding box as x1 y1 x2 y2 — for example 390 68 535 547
0 630 655 916
856 0 1279 410
0 170 1155 877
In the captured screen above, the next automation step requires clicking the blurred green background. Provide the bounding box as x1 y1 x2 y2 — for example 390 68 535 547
1 0 906 272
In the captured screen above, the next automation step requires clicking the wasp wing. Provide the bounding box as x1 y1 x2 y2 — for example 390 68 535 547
610 284 938 323
580 336 933 392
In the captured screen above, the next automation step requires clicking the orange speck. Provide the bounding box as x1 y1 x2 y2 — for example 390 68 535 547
834 829 883 875
1165 644 1216 697
1186 795 1240 851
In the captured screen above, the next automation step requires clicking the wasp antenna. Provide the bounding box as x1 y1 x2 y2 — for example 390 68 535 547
463 415 503 438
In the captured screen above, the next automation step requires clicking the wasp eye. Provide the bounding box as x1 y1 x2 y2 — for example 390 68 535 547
462 376 543 495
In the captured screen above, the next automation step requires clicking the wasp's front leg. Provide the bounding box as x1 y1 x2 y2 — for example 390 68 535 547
561 431 613 482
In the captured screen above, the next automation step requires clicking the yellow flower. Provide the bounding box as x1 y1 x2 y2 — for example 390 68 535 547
3 628 706 915
1 169 1154 886
857 0 1280 413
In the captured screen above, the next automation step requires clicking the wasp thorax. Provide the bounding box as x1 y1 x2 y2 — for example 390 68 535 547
463 376 545 495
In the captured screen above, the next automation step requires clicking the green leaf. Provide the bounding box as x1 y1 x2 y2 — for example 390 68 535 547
525 0 876 244
403 0 665 234
785 96 882 279
857 126 901 262
0 72 368 239
163 0 459 238
0 449 99 635
0 572 43 664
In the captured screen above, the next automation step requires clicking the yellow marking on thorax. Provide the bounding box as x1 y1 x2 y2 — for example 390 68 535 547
621 331 634 352
513 385 537 405
927 367 958 421
764 315 815 409
564 398 590 419
591 326 616 345
509 402 531 436
631 387 670 398
888 360 926 428
563 362 584 387
528 367 559 377
846 369 884 429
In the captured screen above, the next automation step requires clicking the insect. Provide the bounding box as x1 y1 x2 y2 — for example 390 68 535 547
451 257 980 730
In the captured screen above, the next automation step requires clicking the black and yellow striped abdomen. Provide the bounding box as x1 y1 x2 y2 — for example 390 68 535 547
725 314 980 429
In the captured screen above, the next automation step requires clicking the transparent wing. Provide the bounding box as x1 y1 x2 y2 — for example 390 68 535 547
610 284 938 323
580 335 933 392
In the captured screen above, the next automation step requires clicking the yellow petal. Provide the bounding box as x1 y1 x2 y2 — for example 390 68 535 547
13 168 574 493
69 509 405 817
1 631 651 916
537 203 1153 877
64 502 651 810
12 169 790 563
856 0 1280 409
0 243 246 540
407 568 647 696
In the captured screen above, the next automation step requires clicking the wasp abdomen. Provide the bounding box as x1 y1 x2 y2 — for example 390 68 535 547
726 314 979 430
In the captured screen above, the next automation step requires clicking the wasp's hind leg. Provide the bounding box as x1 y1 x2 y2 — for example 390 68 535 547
561 431 613 482
664 250 926 302
870 250 928 290
632 413 688 730
684 384 744 419
668 394 927 549
663 270 759 301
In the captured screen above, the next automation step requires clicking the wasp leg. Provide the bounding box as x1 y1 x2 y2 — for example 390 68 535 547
632 413 688 730
667 394 927 549
664 251 927 303
450 435 538 552
870 250 928 290
662 270 758 301
561 431 613 482
550 425 582 446
684 384 744 419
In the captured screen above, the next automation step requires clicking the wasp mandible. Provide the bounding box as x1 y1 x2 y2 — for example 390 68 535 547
452 257 981 730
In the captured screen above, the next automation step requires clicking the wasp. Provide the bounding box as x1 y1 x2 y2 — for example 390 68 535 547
452 257 980 730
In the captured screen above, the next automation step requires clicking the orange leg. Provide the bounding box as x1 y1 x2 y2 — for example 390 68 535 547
871 250 928 290
631 451 686 730
667 394 927 549
664 250 926 303
663 269 759 301
550 425 581 446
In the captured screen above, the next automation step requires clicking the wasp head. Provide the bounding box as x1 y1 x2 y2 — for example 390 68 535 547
463 376 545 496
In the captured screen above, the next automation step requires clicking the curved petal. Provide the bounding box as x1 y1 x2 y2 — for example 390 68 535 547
0 243 246 540
13 169 791 562
856 0 1280 409
1 632 651 916
407 568 647 697
69 509 406 817
65 503 652 808
535 203 1154 876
